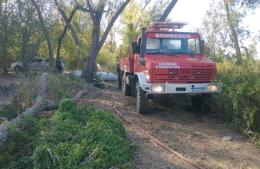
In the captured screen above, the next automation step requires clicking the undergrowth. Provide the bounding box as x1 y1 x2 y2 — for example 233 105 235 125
208 60 260 140
0 99 133 169
0 73 98 120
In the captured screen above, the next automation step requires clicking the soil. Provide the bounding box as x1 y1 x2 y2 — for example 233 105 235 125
80 85 260 169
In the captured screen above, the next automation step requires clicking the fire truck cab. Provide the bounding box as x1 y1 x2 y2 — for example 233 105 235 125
118 22 221 114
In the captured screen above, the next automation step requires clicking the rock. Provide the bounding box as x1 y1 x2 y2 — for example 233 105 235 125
222 135 233 141
109 167 118 169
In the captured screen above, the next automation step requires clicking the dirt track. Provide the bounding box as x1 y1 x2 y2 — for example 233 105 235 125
80 85 260 169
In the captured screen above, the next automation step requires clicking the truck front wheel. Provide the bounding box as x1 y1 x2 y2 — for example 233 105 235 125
121 75 131 96
136 81 148 114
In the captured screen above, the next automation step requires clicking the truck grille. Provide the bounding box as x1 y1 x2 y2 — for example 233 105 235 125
191 69 214 80
179 69 190 80
154 68 214 82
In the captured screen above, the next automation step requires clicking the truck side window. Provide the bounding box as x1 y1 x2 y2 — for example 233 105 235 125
146 38 160 53
188 39 200 54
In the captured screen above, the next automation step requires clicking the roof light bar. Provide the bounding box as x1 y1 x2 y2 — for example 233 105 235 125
150 21 189 29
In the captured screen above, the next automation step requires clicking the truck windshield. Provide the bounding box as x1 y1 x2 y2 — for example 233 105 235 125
146 38 201 55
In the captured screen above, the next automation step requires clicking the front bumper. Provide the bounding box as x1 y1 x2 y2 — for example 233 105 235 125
141 82 222 94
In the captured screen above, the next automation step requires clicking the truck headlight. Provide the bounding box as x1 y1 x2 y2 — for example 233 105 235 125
146 74 150 81
208 85 219 92
152 85 165 93
144 70 150 81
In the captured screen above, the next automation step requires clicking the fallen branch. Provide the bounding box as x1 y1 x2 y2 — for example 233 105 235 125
0 73 48 145
0 117 8 123
0 73 88 146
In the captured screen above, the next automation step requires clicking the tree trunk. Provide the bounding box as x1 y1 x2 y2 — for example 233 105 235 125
54 0 80 46
81 0 130 80
1 0 8 74
56 27 68 59
0 73 48 145
159 0 178 22
56 5 78 59
0 0 3 14
223 0 242 64
81 11 102 81
31 0 54 66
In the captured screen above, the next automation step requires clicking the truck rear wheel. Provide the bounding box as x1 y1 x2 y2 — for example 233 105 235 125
118 74 122 89
136 81 148 114
121 75 131 96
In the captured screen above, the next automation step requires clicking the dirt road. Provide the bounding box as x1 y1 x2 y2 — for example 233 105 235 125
80 85 260 169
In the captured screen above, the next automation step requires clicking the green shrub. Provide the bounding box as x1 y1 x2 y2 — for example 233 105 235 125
0 115 43 169
32 99 133 169
0 99 133 169
209 60 260 137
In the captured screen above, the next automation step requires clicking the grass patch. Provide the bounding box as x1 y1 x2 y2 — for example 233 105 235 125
0 99 134 169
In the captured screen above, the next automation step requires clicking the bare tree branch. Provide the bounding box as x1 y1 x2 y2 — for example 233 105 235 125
86 0 95 20
159 0 177 22
30 0 54 66
98 0 130 50
54 0 80 46
134 0 153 30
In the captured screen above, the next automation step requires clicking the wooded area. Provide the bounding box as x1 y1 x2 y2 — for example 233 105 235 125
0 0 260 168
0 0 259 75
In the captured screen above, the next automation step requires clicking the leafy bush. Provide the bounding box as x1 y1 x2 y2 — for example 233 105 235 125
0 115 43 169
208 60 260 137
0 99 133 169
0 98 23 120
33 99 133 169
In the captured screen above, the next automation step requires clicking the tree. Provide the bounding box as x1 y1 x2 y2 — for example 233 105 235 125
80 0 131 81
200 0 259 62
0 0 3 14
119 1 150 57
0 0 8 74
30 0 54 66
200 0 228 61
159 0 177 21
223 0 242 64
53 0 80 59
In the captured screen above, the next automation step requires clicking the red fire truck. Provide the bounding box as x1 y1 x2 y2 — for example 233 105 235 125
118 22 221 114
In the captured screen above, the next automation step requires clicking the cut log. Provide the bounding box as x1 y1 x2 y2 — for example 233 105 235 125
0 73 88 146
0 73 48 145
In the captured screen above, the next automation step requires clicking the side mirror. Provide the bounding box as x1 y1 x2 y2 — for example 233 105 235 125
200 40 205 54
132 41 140 54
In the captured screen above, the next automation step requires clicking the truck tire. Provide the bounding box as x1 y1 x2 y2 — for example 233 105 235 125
117 65 121 89
121 75 131 96
136 81 148 114
14 66 23 75
118 74 122 89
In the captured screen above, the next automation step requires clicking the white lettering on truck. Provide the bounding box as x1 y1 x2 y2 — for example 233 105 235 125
155 62 180 69
155 34 191 39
